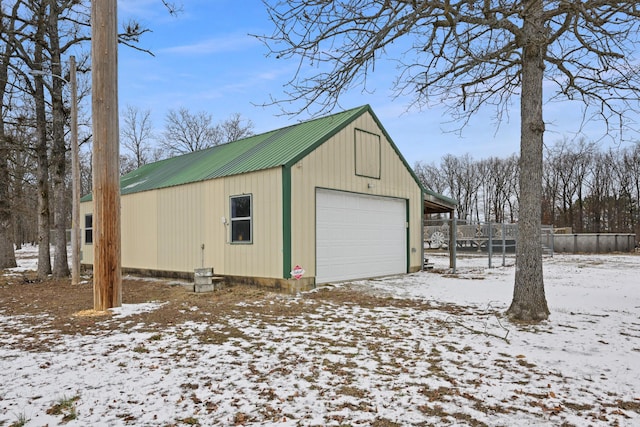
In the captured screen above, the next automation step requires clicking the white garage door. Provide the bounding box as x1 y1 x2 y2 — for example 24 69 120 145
316 189 407 284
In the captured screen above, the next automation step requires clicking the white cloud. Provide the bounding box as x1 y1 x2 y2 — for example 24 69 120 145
159 34 260 55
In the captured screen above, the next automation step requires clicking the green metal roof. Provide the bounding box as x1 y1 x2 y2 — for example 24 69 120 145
82 104 455 209
83 105 370 201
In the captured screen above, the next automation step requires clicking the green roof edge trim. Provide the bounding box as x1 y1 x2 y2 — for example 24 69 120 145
283 105 370 168
360 106 457 209
364 106 424 191
420 188 425 267
425 188 458 207
405 198 410 273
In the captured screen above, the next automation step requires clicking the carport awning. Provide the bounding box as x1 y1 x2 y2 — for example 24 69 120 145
424 189 457 215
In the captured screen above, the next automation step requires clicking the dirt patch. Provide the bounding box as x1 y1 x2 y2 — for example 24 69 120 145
0 275 474 346
0 274 298 343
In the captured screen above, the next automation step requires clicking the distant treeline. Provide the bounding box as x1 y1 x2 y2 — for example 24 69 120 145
414 139 640 237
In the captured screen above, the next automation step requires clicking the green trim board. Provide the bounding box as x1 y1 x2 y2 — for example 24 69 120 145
406 198 411 273
282 166 292 279
420 188 425 268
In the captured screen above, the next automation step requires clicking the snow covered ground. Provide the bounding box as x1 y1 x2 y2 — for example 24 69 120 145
1 248 639 426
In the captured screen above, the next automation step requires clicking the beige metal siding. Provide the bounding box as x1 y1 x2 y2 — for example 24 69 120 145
155 184 206 271
122 191 158 269
290 111 423 278
222 168 283 278
81 168 283 278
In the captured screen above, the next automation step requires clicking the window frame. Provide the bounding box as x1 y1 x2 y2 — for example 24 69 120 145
84 213 93 245
230 194 253 244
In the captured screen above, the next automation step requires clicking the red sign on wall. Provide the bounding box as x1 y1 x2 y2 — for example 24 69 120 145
290 265 305 280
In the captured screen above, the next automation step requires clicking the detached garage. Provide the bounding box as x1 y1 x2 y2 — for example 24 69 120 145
80 105 449 289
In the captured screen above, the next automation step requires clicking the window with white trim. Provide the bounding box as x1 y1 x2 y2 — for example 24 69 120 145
230 195 252 243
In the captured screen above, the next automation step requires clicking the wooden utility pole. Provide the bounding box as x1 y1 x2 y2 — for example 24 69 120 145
91 0 121 310
70 55 80 286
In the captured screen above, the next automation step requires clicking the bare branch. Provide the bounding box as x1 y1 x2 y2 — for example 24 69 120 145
162 1 184 17
258 0 640 137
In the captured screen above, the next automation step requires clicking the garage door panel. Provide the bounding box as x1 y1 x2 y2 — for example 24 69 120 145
316 189 406 284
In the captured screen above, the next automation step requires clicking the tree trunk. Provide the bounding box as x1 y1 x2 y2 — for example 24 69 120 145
49 1 70 278
92 0 122 310
507 0 550 321
0 130 16 269
12 162 25 251
33 16 52 278
35 84 52 277
0 5 17 269
70 55 80 286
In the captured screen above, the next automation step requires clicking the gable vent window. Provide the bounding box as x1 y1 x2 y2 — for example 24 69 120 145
230 195 252 243
84 214 93 245
355 128 381 179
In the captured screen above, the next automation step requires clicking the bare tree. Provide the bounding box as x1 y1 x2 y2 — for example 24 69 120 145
7 114 38 250
48 0 70 278
0 1 20 269
611 146 639 233
260 0 640 321
421 142 635 236
161 108 255 157
439 154 479 222
480 156 519 223
0 0 167 275
31 1 53 278
161 108 220 155
414 161 446 195
121 105 154 169
505 155 520 224
161 1 183 16
570 140 595 233
6 0 91 278
119 154 137 176
549 139 580 230
623 144 640 238
544 138 595 231
219 112 254 143
79 147 92 196
584 151 611 233
542 147 560 227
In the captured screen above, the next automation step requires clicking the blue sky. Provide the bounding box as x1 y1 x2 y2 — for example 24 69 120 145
116 0 636 166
